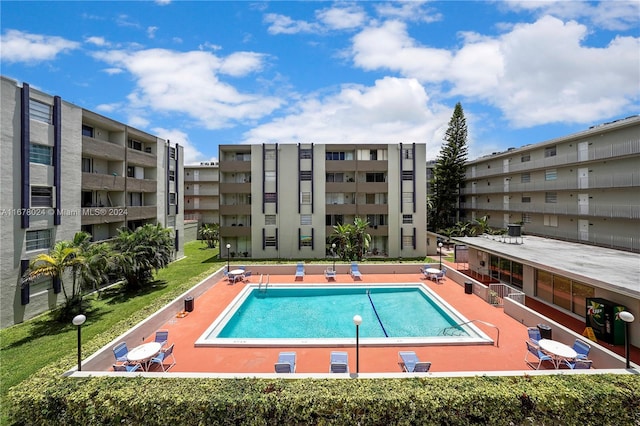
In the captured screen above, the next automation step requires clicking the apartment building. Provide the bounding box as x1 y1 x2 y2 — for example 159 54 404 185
184 162 220 224
460 115 640 253
0 76 184 327
218 143 427 259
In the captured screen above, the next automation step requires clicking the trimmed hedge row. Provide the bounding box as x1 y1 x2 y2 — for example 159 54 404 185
8 371 640 425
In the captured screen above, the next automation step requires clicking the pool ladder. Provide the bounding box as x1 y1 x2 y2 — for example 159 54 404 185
441 319 500 347
258 274 269 295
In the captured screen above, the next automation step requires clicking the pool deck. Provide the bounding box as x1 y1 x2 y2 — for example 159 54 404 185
141 268 608 374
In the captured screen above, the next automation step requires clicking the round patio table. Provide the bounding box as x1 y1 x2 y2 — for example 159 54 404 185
127 342 162 370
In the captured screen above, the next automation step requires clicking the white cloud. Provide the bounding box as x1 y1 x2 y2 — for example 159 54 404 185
152 127 204 165
374 1 442 23
102 67 123 75
349 16 640 127
147 26 159 39
316 5 366 30
92 48 283 129
155 0 171 5
264 13 321 34
0 29 79 63
85 36 109 47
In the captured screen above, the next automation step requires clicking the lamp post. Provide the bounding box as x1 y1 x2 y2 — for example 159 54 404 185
72 314 86 371
331 243 337 271
619 310 635 369
438 242 443 270
353 314 362 374
226 243 231 271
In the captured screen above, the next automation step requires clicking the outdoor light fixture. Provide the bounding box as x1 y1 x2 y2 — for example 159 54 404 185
438 242 443 270
226 243 231 271
331 243 337 271
72 314 86 371
353 314 362 374
619 310 635 369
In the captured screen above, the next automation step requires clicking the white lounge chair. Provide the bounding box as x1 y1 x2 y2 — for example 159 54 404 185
330 351 349 373
350 262 362 280
275 352 297 373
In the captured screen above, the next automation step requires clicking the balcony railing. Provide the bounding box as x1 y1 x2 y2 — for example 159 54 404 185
464 202 640 219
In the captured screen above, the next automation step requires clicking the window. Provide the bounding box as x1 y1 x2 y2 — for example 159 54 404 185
264 192 277 203
326 173 344 182
369 150 378 160
127 166 135 177
128 139 142 151
522 213 531 223
82 157 92 173
521 173 530 183
544 214 558 227
265 235 277 247
169 193 176 205
300 214 312 225
265 149 276 160
169 170 175 181
30 144 52 165
26 229 51 251
169 147 176 159
403 148 413 159
31 186 53 207
365 173 385 182
300 235 313 247
326 215 343 226
128 192 142 206
545 192 557 203
82 125 94 137
265 171 276 182
265 215 276 225
299 171 312 181
545 169 557 181
402 170 414 180
521 195 531 203
325 151 345 160
30 99 51 124
521 154 530 162
402 214 413 224
402 192 413 203
402 235 414 248
544 146 557 157
300 192 311 204
300 149 312 159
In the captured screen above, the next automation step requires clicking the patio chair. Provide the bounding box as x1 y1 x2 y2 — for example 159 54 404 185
562 358 593 370
295 263 305 280
149 343 176 372
325 267 336 280
154 330 169 348
350 262 362 280
330 351 349 373
572 339 591 360
525 341 554 370
274 351 297 373
433 271 445 283
243 270 252 282
112 342 129 363
398 351 431 373
113 363 142 372
223 267 229 281
527 327 541 345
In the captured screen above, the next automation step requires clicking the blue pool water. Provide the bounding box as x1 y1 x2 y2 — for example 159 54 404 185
196 284 493 346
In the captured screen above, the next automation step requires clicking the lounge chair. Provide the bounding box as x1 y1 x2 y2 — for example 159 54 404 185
274 351 297 373
330 351 349 373
325 267 336 280
113 363 142 372
525 341 553 370
154 330 169 348
295 263 305 280
350 262 362 280
527 327 541 345
223 267 229 281
562 358 593 370
398 351 431 373
149 343 176 372
113 342 129 363
572 339 591 360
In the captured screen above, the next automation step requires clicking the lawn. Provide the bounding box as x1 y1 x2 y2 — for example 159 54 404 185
0 240 223 425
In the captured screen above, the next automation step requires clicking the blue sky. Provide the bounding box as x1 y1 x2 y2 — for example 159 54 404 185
2 1 638 164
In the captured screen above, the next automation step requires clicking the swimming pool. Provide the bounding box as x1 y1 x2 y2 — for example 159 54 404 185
195 284 493 347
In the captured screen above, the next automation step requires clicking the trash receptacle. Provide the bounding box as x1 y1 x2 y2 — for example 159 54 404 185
184 296 194 312
537 323 552 340
464 281 473 294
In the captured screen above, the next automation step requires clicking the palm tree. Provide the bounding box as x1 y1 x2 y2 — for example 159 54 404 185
352 217 371 261
199 223 219 248
330 218 371 261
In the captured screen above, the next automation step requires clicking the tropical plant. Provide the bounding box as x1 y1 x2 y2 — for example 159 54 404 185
330 217 371 261
111 224 174 290
473 215 490 235
199 223 219 248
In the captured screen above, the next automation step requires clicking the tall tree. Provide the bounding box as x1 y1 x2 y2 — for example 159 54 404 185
431 102 468 230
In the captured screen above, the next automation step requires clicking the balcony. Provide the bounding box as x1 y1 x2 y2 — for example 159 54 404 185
219 182 251 193
356 160 388 172
82 172 125 191
325 182 357 192
126 177 157 193
127 148 156 168
326 203 357 215
219 204 251 215
325 160 357 172
466 202 640 219
126 205 158 221
219 161 251 173
82 137 125 161
356 204 389 215
81 206 127 225
220 225 251 237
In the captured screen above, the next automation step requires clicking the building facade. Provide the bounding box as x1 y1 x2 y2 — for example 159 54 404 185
184 162 220 225
460 115 640 252
218 143 427 260
0 76 184 327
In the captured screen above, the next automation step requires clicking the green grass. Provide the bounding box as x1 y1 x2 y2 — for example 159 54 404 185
0 240 223 424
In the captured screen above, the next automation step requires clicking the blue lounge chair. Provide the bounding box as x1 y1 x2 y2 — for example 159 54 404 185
525 341 553 369
572 339 591 360
113 342 129 363
113 363 142 372
325 267 336 280
149 343 176 372
223 267 229 281
398 351 432 373
275 351 297 373
350 262 362 280
295 263 305 280
154 330 169 348
562 358 592 369
527 327 541 345
330 351 349 373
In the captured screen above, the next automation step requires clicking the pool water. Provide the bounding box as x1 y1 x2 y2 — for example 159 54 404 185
196 284 493 346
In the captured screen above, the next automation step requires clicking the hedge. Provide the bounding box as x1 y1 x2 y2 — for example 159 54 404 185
7 369 640 425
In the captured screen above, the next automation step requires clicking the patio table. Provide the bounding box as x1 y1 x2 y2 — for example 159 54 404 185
127 342 162 371
539 339 577 368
